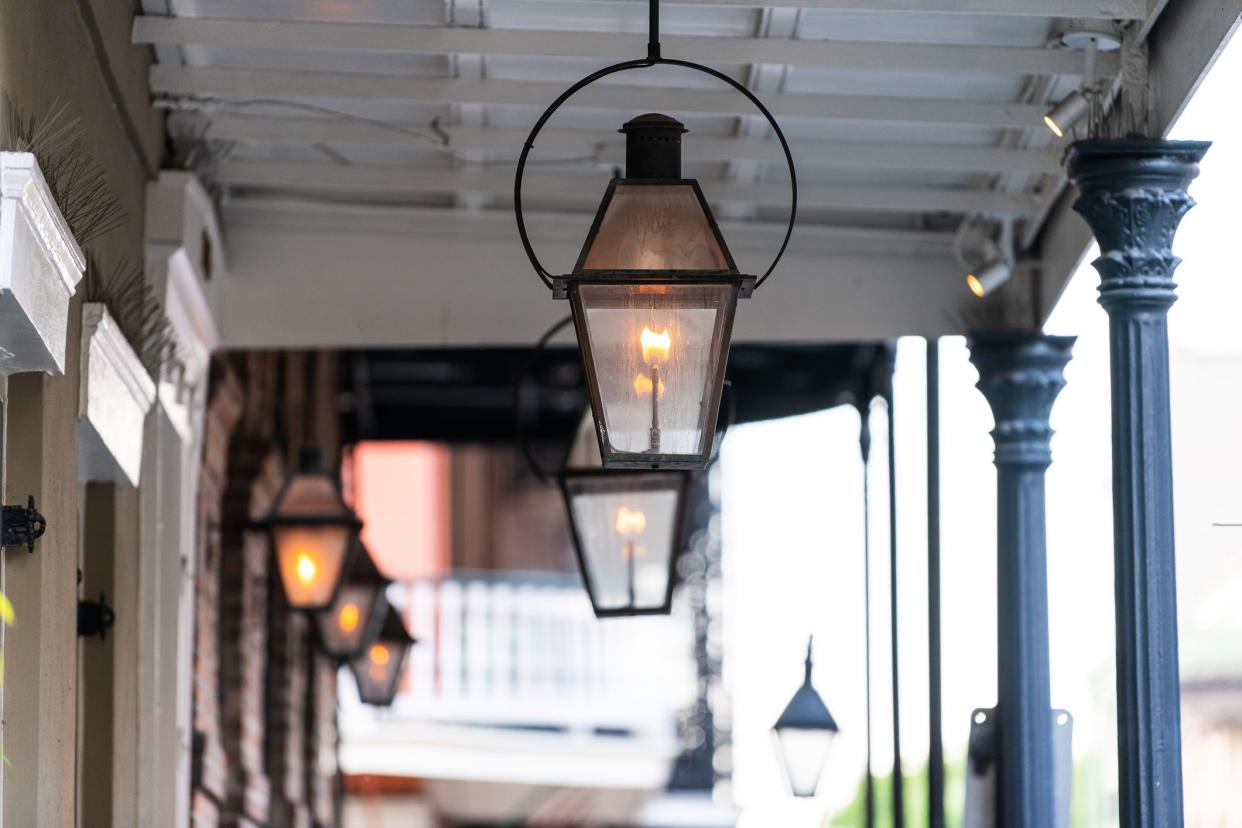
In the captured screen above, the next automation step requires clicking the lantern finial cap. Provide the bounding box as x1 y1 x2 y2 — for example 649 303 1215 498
621 113 686 179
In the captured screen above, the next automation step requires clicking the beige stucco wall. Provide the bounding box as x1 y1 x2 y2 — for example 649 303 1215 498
0 1 163 824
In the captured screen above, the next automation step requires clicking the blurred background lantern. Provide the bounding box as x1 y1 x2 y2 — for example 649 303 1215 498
772 638 839 798
349 604 416 707
263 447 362 611
560 414 688 617
315 540 390 660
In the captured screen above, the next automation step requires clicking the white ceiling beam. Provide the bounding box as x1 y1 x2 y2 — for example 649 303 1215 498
216 159 1037 215
133 16 1113 77
175 114 1063 175
517 0 1147 17
151 66 1049 129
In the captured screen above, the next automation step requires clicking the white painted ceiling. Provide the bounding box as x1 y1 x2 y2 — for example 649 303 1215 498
132 0 1179 346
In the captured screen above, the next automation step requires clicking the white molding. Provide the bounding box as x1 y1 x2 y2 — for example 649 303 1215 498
0 152 86 375
79 303 157 486
145 172 222 443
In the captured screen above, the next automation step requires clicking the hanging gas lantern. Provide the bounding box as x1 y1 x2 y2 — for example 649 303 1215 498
514 2 795 471
315 540 390 660
772 638 839 798
560 414 688 617
349 605 415 707
261 447 361 611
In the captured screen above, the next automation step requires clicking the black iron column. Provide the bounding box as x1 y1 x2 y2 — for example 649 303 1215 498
1067 139 1209 828
856 404 876 828
968 332 1073 827
926 340 945 828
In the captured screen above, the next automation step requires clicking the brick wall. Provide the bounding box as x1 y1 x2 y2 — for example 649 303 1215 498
191 352 342 828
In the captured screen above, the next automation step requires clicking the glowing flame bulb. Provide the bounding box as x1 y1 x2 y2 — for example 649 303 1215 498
369 644 390 666
338 602 360 632
633 374 665 397
615 507 647 536
640 327 671 364
294 552 318 585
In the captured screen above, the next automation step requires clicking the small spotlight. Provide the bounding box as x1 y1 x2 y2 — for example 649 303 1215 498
1044 91 1089 138
966 258 1012 298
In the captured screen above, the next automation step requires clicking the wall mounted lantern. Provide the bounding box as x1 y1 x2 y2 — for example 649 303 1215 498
78 593 117 640
514 0 795 471
2 496 47 553
315 541 390 660
772 638 839 798
561 414 688 617
349 605 415 707
261 447 361 612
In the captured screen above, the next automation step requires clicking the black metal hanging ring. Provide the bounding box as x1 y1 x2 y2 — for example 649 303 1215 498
512 315 577 484
514 57 797 292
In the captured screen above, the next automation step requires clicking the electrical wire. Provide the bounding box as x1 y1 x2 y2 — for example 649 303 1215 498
156 93 614 170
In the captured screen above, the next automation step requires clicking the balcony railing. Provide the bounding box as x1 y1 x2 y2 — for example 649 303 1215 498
343 571 695 737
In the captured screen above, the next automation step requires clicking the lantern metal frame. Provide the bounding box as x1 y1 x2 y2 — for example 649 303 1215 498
558 466 690 618
513 0 794 471
259 447 363 613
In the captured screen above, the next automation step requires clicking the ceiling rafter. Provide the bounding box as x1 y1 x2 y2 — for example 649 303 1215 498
133 16 1117 77
217 159 1038 216
151 67 1050 128
522 0 1147 16
177 114 1063 174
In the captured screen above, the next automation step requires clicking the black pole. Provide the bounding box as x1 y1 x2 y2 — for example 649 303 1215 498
886 390 905 828
858 407 875 828
647 0 660 59
926 340 945 828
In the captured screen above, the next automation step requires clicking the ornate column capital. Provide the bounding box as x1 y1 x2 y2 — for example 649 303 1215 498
1066 140 1210 310
968 332 1074 468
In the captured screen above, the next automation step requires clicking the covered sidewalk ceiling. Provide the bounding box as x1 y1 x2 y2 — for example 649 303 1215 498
134 0 1239 348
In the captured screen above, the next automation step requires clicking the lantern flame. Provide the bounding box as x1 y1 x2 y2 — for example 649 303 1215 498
640 327 671 363
369 643 390 666
615 507 647 536
338 602 360 633
295 552 318 585
633 374 665 397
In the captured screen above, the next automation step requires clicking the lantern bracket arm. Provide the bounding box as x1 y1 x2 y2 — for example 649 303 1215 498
514 57 796 293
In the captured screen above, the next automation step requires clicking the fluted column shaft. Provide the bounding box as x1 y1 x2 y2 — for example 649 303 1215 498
1067 138 1209 828
969 332 1074 828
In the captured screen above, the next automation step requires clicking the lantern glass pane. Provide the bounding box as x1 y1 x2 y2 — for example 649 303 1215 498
317 584 387 658
351 638 408 706
581 183 730 271
775 727 834 798
565 474 681 612
576 283 733 462
273 524 352 609
274 474 351 519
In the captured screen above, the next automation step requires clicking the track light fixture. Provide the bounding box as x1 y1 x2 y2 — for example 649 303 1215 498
1043 91 1091 139
1042 29 1119 139
967 256 1014 299
965 219 1015 299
